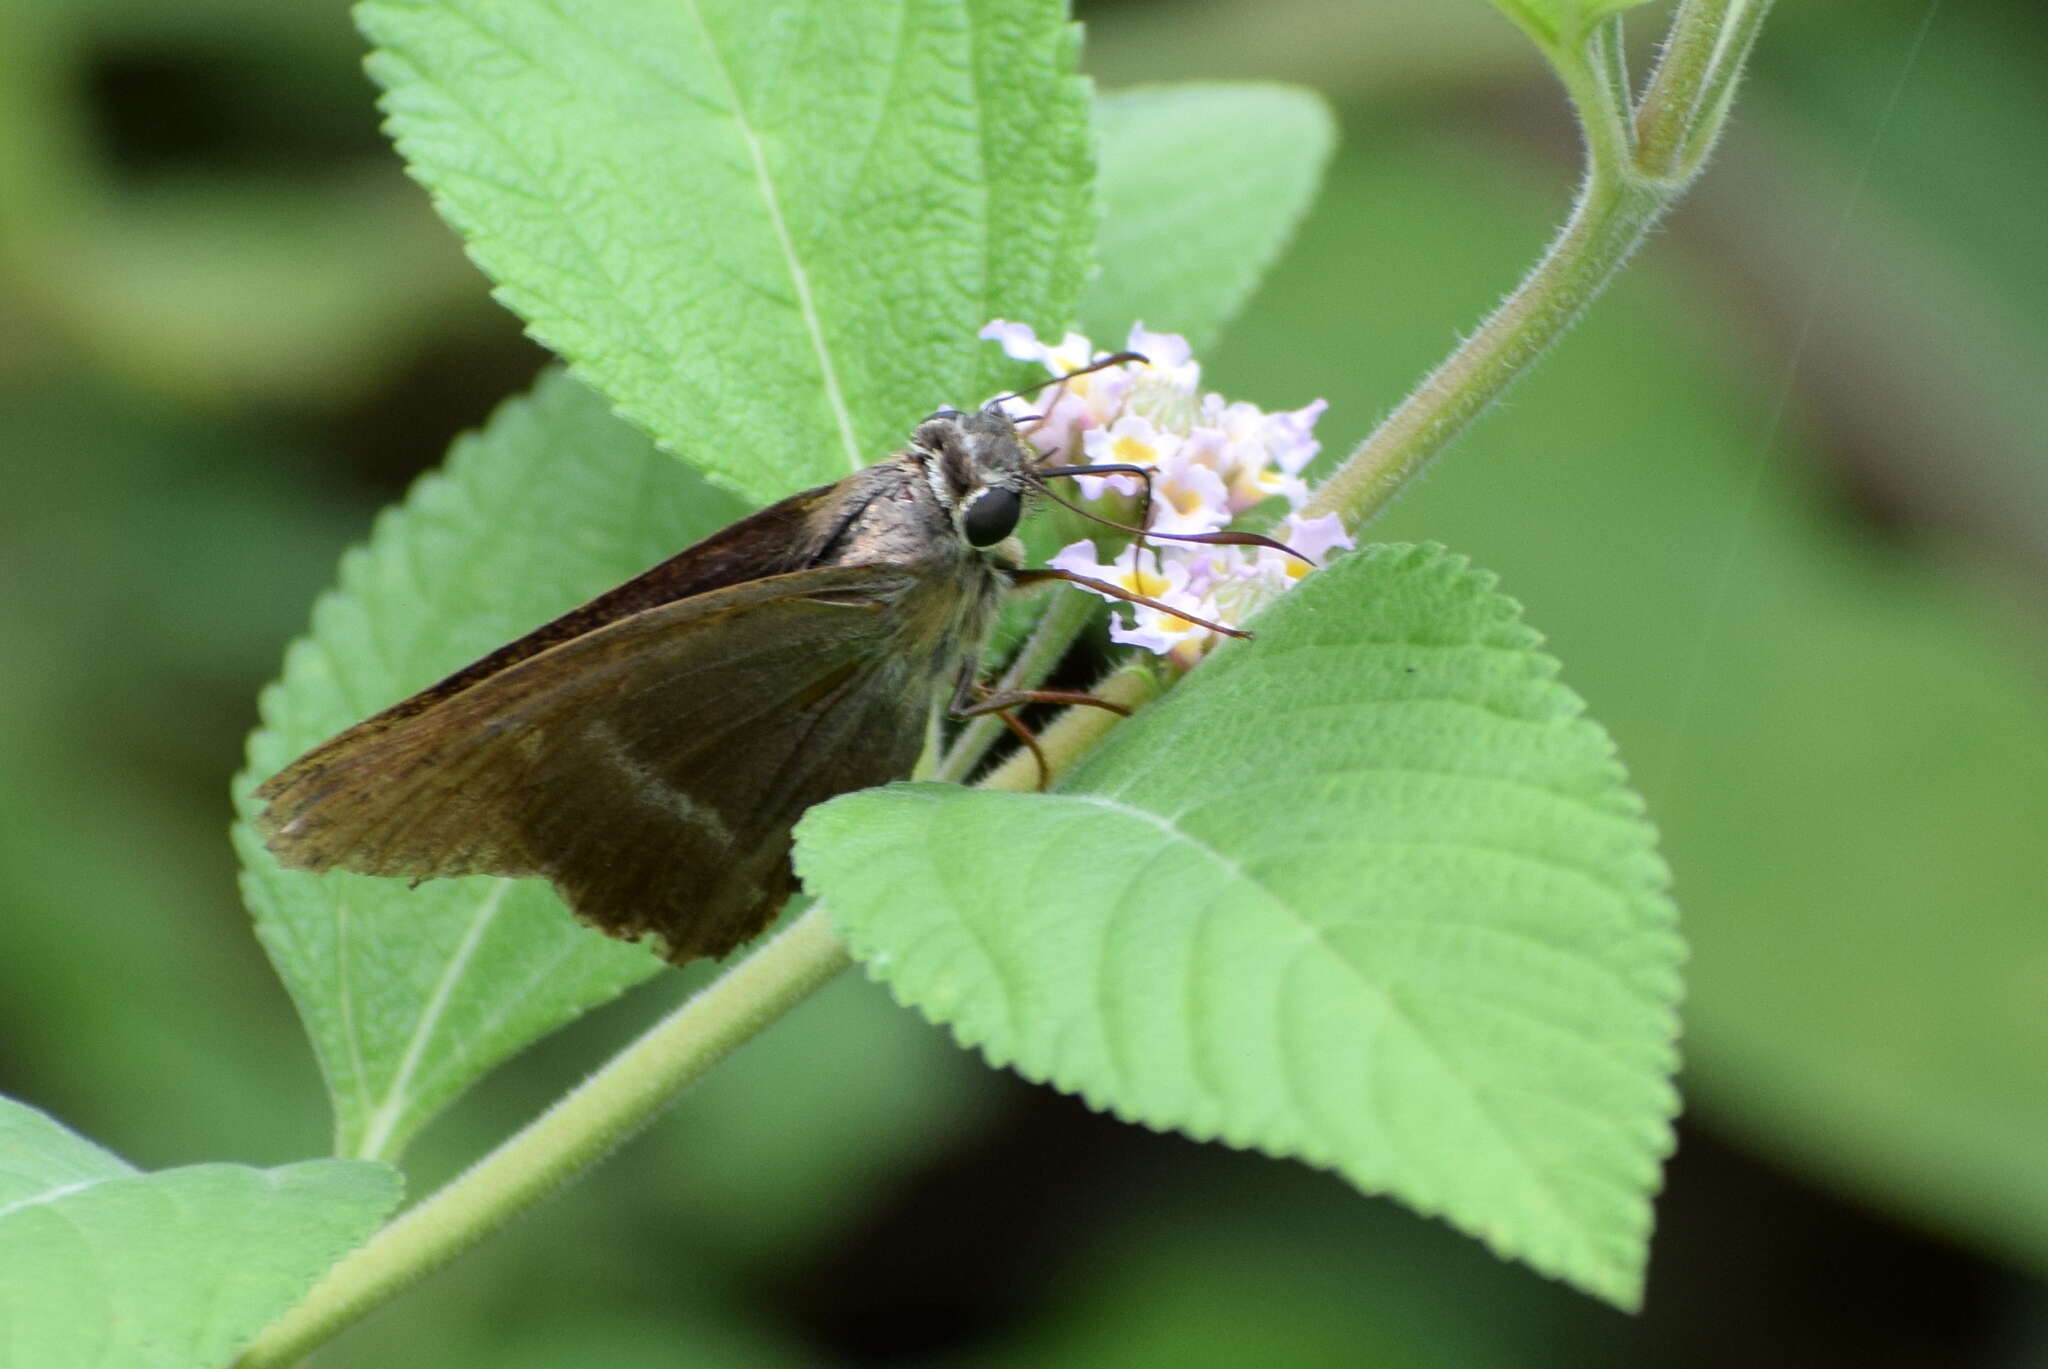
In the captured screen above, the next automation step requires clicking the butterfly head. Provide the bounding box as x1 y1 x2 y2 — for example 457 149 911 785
913 407 1038 550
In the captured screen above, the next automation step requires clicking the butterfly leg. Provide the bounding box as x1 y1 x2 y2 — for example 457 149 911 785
955 687 1134 719
947 654 1134 724
945 658 1133 791
992 708 1052 791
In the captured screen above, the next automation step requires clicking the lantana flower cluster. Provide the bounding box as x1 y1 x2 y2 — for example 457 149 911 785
982 320 1352 668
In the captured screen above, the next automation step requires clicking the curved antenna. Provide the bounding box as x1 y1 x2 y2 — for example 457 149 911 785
1031 469 1313 565
1010 567 1250 642
986 350 1149 410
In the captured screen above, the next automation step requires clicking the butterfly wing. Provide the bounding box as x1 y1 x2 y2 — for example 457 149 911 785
326 478 843 747
256 563 940 963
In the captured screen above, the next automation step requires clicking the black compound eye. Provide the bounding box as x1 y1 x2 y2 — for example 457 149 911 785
961 485 1022 547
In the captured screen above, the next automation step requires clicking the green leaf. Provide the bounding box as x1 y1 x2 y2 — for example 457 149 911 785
234 371 750 1161
1085 83 1336 353
1242 115 2048 1276
1487 0 1657 51
357 0 1093 505
0 1095 399 1369
796 544 1681 1307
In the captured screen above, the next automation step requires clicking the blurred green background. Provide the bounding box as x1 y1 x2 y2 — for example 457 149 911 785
4 1 2044 1364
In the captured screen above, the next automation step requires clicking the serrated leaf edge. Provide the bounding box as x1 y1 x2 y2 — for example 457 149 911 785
820 541 1683 1307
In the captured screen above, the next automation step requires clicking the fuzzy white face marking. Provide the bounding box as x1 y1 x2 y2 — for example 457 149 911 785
911 407 1036 551
920 452 959 514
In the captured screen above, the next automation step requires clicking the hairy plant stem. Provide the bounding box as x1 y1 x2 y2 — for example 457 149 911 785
234 728 1090 1369
235 912 850 1369
1303 0 1774 531
240 4 1773 1362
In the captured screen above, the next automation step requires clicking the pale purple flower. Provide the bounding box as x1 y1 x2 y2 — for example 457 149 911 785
981 319 1133 463
984 321 1341 665
1051 540 1217 664
1144 448 1234 537
1080 415 1180 498
1124 324 1192 370
1275 510 1353 567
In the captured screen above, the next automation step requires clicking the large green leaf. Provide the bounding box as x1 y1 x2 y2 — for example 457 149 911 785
234 371 748 1161
0 1095 399 1369
357 0 1093 504
1225 118 2048 1276
1084 83 1335 352
796 544 1681 1307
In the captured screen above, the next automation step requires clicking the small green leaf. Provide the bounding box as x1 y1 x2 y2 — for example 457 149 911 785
1488 0 1657 50
358 0 1093 505
1086 84 1336 352
796 545 1681 1307
234 371 749 1161
0 1095 400 1369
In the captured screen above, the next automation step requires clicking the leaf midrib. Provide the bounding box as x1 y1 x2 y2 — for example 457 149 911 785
680 0 863 474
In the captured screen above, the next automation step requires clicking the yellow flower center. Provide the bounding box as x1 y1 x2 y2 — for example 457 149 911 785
1111 434 1156 466
1120 567 1171 598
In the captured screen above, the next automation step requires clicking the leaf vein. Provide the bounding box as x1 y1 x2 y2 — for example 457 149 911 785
1070 793 1603 1267
393 1 679 402
354 878 514 1159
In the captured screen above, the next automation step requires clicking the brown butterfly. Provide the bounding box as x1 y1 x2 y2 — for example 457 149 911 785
254 357 1279 966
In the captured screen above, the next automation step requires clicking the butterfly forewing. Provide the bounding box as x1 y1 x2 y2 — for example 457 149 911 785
313 481 840 749
257 565 937 962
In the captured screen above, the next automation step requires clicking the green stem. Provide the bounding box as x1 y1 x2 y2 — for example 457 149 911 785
1300 169 1662 527
236 910 853 1369
1637 0 1774 176
1303 0 1775 530
1676 0 1774 172
1579 16 1637 172
1634 0 1727 174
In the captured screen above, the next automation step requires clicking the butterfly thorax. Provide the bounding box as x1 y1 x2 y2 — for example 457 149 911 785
790 406 1035 674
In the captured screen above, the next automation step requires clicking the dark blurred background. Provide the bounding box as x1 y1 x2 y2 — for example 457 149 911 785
3 1 2045 1365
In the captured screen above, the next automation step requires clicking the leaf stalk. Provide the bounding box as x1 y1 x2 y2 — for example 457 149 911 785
1303 0 1775 529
